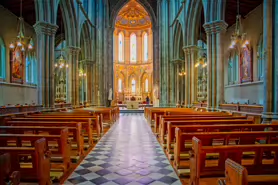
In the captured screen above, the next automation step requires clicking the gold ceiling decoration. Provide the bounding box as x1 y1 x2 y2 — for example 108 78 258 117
115 0 151 29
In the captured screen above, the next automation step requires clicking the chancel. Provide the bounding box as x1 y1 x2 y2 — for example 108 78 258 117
0 0 277 184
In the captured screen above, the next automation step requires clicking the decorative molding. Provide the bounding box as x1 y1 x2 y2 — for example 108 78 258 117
203 20 228 34
66 46 81 55
225 80 263 88
33 21 59 36
0 81 37 89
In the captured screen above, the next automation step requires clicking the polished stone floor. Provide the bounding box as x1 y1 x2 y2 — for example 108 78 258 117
64 113 182 185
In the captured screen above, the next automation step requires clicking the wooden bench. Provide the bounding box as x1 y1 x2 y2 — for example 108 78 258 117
189 137 278 185
0 138 52 185
0 128 71 173
26 114 103 135
160 119 254 144
167 123 278 156
0 153 20 185
0 124 84 156
174 129 278 171
154 114 240 133
5 117 95 144
218 158 278 185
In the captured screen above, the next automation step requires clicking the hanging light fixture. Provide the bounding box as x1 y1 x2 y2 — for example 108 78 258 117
9 0 33 51
229 0 249 49
54 16 68 69
178 69 186 76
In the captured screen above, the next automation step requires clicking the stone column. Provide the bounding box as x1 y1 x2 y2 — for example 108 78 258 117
137 32 142 63
125 34 130 63
84 60 94 104
189 46 198 104
183 47 189 106
169 60 176 105
67 47 81 107
262 0 278 122
203 20 227 111
176 62 180 103
33 21 58 108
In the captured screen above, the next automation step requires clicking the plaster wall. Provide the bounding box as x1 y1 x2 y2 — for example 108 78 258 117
223 4 263 104
0 6 38 106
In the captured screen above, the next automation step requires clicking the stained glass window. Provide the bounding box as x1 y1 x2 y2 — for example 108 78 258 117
131 79 136 93
118 78 122 92
0 37 6 79
145 79 148 92
143 33 148 62
119 32 124 62
130 33 137 62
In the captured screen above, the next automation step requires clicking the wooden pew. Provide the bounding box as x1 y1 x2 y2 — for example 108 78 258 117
0 153 20 185
5 120 92 148
26 114 103 135
0 138 52 185
5 117 95 144
218 159 278 185
174 129 278 171
167 123 278 156
154 114 240 133
0 128 71 173
0 124 84 156
161 119 254 144
189 137 278 185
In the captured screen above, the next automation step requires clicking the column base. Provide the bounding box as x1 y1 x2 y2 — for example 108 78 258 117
262 112 278 123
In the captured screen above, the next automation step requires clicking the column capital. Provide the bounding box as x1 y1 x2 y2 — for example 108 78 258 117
182 46 190 54
33 21 58 36
170 59 183 64
80 59 95 66
203 20 228 34
66 46 81 55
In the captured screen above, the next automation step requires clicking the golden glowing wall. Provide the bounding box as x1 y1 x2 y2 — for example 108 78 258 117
113 28 153 102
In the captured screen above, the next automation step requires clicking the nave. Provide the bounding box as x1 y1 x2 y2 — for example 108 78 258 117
65 113 181 185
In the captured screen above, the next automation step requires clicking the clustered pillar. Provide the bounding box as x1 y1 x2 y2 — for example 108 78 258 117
33 21 58 108
203 21 227 111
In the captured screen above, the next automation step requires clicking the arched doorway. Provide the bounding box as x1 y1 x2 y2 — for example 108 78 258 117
113 0 153 105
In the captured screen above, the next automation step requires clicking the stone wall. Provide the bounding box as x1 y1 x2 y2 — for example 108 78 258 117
0 6 38 106
223 4 263 105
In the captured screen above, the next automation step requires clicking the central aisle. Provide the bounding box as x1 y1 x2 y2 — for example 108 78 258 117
65 113 182 185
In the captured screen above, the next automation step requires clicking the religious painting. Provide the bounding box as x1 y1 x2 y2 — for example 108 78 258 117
240 46 253 83
10 46 24 84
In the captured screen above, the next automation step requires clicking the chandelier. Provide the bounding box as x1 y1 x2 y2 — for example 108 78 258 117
55 55 68 68
9 0 33 51
178 69 186 76
195 53 207 68
79 70 87 77
229 0 249 49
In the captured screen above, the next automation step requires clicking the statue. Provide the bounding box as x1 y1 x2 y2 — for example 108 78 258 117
108 88 113 107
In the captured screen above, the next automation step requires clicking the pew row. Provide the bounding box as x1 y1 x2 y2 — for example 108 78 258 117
218 158 278 185
0 124 84 156
174 129 278 171
167 123 278 157
189 137 278 185
0 128 71 172
0 138 52 185
0 153 20 185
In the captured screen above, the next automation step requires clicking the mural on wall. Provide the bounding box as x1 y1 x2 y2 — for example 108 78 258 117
10 46 24 84
240 46 253 83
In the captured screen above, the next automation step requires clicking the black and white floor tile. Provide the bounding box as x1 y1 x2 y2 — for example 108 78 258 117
64 113 181 185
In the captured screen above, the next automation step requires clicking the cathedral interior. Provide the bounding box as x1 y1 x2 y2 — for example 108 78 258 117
0 0 278 184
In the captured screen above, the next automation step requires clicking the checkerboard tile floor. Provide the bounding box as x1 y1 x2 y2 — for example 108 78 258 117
64 113 182 185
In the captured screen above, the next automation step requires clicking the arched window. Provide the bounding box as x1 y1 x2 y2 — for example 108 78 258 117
131 79 136 93
130 33 137 62
118 78 122 92
227 52 239 85
228 56 233 84
257 35 264 81
26 54 37 84
0 37 6 80
143 33 148 62
234 54 239 83
145 79 148 92
118 32 124 62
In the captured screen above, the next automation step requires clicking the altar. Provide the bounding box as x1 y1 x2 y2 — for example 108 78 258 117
126 101 139 109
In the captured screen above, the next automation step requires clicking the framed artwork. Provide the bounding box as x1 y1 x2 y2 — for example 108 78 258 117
10 46 24 84
240 46 253 83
